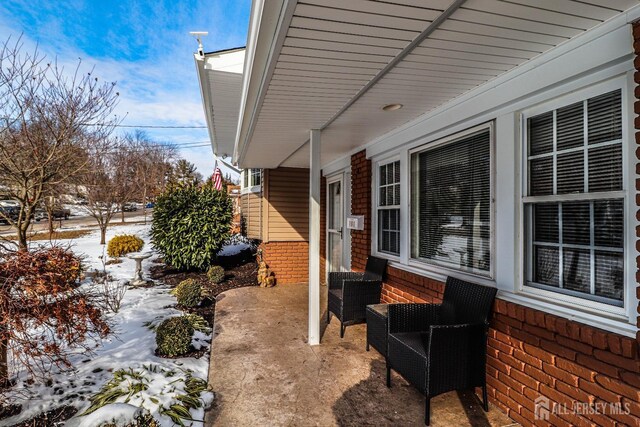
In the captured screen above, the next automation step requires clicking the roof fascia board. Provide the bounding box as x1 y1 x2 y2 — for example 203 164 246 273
234 0 297 167
194 54 218 155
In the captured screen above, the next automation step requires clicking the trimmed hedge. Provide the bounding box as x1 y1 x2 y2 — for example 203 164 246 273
207 265 225 284
151 183 232 271
171 279 201 308
155 317 194 357
107 235 144 258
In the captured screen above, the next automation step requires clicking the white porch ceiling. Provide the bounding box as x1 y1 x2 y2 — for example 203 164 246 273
239 0 638 169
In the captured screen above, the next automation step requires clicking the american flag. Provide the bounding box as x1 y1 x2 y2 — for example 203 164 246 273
212 165 223 191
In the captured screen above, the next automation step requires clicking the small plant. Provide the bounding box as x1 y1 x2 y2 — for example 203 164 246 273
99 277 127 313
171 279 202 307
159 373 208 426
184 314 211 333
207 265 225 284
156 317 194 357
107 234 144 258
82 368 149 415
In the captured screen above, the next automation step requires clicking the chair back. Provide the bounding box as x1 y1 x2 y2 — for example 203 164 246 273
363 256 388 281
441 277 497 325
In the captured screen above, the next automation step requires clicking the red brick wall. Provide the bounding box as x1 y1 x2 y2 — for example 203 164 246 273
258 241 308 284
350 150 371 272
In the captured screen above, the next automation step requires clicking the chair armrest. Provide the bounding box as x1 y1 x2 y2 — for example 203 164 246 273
328 271 365 289
388 303 442 333
424 323 488 388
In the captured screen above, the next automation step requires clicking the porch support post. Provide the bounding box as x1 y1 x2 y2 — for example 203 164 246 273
308 129 321 345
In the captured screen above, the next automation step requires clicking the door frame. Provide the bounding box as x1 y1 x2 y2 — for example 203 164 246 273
325 170 351 279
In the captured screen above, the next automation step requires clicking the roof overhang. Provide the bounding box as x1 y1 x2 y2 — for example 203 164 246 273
195 47 245 158
229 0 639 169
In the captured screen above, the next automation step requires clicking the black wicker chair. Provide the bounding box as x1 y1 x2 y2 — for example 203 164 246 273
327 256 387 338
386 277 497 425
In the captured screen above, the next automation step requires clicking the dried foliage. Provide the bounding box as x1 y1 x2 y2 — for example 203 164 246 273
107 234 144 258
0 247 111 384
98 277 128 314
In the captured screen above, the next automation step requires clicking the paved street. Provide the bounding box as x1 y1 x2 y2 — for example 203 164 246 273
0 209 152 237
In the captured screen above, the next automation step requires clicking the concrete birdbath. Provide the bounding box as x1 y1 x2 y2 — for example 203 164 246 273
127 251 153 286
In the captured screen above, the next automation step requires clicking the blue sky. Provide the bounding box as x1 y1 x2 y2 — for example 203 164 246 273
0 0 251 177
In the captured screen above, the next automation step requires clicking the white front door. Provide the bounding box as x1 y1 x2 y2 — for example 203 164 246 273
327 178 344 273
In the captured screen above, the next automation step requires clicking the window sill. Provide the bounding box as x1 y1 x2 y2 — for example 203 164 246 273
386 259 496 289
240 185 261 195
498 290 636 338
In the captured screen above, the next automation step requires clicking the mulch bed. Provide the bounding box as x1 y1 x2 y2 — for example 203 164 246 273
150 253 259 330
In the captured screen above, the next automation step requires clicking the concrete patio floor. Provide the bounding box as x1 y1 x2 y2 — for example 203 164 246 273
204 283 518 427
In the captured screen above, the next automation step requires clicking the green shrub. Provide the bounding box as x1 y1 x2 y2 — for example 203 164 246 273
184 313 211 333
151 183 232 271
156 317 194 357
107 234 144 258
171 278 202 307
207 265 225 284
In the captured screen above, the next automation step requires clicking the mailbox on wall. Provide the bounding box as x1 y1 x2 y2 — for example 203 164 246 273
346 215 364 231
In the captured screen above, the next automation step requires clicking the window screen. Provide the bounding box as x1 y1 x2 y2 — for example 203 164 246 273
525 89 624 306
411 129 491 274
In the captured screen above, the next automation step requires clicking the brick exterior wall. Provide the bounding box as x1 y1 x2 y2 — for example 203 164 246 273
259 241 308 284
350 150 372 272
349 117 640 425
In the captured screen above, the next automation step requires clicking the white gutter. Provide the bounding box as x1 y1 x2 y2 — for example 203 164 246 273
194 53 219 155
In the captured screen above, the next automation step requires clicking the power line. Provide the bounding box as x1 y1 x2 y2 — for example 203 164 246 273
87 123 208 129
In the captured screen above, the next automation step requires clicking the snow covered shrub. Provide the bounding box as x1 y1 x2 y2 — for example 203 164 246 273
155 317 194 357
107 234 144 257
0 247 110 383
171 278 202 307
82 368 149 415
151 182 232 271
207 265 225 284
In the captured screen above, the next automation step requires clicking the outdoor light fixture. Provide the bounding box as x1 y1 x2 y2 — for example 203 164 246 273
189 31 208 59
382 103 403 111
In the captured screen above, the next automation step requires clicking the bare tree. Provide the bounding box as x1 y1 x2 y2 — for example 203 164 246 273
0 36 119 250
81 138 122 245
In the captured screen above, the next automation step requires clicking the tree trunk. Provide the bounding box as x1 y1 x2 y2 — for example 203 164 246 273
0 332 8 387
48 211 54 235
100 226 107 245
17 225 28 251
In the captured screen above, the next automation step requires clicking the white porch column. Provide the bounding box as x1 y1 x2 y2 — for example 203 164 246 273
308 129 321 345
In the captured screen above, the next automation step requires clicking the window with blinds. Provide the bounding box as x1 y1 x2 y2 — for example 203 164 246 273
411 129 491 274
377 161 400 255
525 89 624 306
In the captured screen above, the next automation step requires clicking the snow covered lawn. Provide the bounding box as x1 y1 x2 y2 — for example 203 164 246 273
2 224 213 427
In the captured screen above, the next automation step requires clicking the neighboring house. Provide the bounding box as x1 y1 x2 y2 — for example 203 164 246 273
196 1 640 425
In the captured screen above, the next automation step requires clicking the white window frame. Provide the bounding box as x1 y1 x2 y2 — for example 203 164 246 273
373 156 401 259
241 168 262 194
408 123 496 280
518 76 631 320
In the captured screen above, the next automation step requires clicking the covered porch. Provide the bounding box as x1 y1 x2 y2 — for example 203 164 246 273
204 283 515 426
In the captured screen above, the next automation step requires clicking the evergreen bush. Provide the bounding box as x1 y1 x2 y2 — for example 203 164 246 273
206 265 225 284
151 183 232 271
171 279 202 307
107 234 144 258
155 317 194 357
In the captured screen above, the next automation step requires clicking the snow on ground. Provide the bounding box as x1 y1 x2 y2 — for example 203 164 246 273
2 224 213 427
